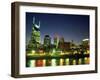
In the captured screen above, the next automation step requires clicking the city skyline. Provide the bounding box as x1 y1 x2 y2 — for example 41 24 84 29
26 12 89 45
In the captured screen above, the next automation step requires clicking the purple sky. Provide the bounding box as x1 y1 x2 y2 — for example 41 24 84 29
26 12 89 45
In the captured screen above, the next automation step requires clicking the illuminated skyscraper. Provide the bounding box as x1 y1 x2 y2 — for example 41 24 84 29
54 34 59 49
44 35 51 47
82 38 89 48
27 17 41 51
44 35 51 52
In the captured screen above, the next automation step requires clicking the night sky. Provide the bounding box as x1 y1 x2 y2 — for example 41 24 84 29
26 12 89 45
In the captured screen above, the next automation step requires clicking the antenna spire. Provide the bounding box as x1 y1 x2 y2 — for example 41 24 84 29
39 21 40 28
33 17 35 24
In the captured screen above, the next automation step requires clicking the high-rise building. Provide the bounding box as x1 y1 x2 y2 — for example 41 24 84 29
82 39 89 46
44 35 51 52
44 35 51 47
59 37 64 43
54 34 59 49
80 38 89 50
27 17 41 51
58 37 65 51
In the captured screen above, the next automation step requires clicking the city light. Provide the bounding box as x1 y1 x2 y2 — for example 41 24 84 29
26 17 90 67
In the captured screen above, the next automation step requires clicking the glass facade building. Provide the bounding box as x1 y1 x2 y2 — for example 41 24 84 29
26 18 41 51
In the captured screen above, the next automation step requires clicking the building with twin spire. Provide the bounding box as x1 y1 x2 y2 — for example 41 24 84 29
26 17 41 52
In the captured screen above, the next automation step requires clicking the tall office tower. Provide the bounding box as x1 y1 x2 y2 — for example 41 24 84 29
58 37 65 51
27 17 41 51
82 38 89 49
44 35 51 52
59 37 64 43
54 34 59 49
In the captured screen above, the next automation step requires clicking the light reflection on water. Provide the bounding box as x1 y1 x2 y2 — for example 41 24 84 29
27 57 90 67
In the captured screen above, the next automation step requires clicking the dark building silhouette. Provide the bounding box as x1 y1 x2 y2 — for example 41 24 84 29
58 37 71 51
